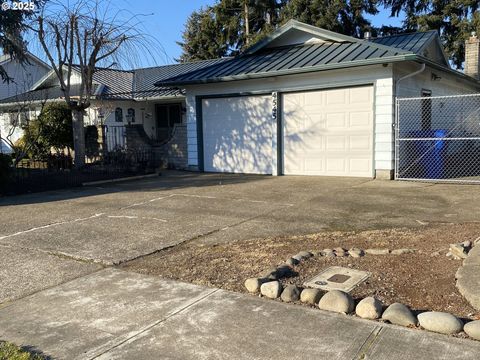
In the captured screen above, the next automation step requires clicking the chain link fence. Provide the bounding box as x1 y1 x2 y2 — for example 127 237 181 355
395 93 480 183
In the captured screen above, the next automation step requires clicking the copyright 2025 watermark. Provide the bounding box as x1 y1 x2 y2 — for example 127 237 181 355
1 1 36 11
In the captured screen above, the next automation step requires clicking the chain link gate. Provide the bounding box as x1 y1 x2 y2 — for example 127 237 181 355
395 93 480 183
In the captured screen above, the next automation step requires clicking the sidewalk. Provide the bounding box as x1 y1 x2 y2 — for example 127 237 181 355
0 268 479 360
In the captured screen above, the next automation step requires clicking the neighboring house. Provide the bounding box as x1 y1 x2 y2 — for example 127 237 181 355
0 58 226 167
156 20 480 179
0 52 50 153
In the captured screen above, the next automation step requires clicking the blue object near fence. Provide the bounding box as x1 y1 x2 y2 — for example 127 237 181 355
410 129 447 179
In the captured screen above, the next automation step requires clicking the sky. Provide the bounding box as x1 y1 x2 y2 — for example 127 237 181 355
134 0 404 67
28 1 405 69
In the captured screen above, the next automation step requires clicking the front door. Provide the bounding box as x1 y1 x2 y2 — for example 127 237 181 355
155 103 182 142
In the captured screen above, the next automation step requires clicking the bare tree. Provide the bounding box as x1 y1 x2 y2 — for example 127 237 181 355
32 0 156 167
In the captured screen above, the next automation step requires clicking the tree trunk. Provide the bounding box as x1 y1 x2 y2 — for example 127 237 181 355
72 109 85 168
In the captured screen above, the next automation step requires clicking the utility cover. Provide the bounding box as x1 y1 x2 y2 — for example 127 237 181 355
303 266 370 292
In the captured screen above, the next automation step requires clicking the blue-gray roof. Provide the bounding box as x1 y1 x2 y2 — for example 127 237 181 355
0 58 228 104
154 40 415 86
369 31 437 55
153 21 452 87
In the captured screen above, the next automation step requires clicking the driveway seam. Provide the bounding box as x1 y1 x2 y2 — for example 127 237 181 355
0 266 106 310
351 325 383 360
86 288 220 360
116 205 291 266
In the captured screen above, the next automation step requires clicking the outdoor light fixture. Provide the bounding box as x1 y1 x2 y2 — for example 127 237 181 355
431 73 441 81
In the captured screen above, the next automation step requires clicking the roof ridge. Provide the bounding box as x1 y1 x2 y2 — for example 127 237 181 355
370 30 437 40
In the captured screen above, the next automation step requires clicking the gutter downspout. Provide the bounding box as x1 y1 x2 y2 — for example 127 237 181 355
393 62 426 180
395 62 426 97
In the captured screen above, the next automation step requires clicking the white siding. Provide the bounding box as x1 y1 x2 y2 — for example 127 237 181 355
394 63 479 98
185 64 395 173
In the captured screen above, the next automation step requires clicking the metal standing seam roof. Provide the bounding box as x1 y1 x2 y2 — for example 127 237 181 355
0 58 229 105
157 28 450 86
369 31 437 55
154 39 416 86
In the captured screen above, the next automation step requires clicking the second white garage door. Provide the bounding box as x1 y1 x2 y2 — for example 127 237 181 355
202 95 273 174
282 86 374 177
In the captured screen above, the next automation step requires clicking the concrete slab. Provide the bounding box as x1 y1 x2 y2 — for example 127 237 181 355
0 195 287 264
0 245 101 304
368 324 480 360
94 289 377 360
0 268 215 360
1 268 480 360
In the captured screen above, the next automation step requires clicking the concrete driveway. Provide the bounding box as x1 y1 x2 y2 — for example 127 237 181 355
1 171 479 303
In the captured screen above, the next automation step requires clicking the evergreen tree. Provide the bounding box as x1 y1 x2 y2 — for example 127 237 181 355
176 7 228 62
177 1 285 61
381 0 480 68
0 0 45 82
279 0 378 38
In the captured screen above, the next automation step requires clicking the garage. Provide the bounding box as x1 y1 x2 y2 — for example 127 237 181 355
202 95 273 174
282 86 374 177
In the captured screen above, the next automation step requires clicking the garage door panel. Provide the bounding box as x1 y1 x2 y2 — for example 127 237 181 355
202 96 272 174
283 86 373 177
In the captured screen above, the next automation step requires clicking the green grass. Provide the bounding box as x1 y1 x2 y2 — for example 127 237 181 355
0 341 46 360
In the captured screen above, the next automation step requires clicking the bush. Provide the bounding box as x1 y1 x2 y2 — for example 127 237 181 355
17 103 73 159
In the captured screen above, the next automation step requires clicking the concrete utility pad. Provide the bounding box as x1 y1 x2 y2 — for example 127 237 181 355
304 266 370 292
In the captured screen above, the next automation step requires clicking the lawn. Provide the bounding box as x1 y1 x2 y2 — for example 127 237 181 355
0 341 46 360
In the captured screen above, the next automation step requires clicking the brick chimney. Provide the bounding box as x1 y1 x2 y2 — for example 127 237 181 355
465 32 480 80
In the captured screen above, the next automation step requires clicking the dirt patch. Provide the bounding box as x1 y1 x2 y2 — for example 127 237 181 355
121 222 480 319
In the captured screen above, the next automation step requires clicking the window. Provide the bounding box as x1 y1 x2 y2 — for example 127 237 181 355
8 111 28 127
115 107 123 122
421 89 432 131
126 108 135 123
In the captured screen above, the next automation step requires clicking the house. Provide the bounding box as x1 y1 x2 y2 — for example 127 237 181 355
155 20 480 179
0 58 226 167
0 52 50 153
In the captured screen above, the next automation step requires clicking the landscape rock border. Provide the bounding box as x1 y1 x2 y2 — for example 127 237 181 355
244 241 480 342
456 237 480 311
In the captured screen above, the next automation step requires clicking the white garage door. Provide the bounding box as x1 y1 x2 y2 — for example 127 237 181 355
202 95 273 174
283 86 374 177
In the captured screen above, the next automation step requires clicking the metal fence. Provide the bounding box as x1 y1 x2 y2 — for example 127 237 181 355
395 93 480 183
1 148 158 195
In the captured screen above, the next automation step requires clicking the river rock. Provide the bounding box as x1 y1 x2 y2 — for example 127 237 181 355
285 257 299 266
382 303 417 327
321 249 335 257
298 250 313 259
281 285 301 303
464 320 480 340
391 248 415 255
365 248 390 255
349 248 364 258
449 243 468 259
355 297 383 319
334 247 347 257
260 281 282 299
300 288 323 305
244 278 265 293
318 290 355 314
417 311 463 335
